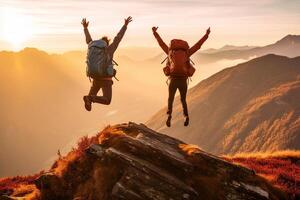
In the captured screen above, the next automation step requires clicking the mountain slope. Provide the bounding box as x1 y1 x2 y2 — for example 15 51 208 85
147 54 300 154
0 123 287 199
224 151 300 198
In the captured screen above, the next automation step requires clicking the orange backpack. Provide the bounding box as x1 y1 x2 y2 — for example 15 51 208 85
163 39 196 77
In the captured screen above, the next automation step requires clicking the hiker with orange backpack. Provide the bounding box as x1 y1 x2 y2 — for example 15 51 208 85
81 17 132 111
152 26 210 127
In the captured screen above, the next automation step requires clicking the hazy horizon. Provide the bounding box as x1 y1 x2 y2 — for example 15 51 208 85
1 0 300 52
0 31 296 55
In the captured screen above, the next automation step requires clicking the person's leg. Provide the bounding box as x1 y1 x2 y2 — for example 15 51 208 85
88 80 101 96
178 79 188 116
84 79 101 111
166 79 177 127
91 80 112 105
167 79 177 116
178 79 189 126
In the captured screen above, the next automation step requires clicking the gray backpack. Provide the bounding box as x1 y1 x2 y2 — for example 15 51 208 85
86 40 117 79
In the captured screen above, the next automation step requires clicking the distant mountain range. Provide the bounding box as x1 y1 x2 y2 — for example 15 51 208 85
202 45 258 53
60 35 300 65
193 34 300 63
147 54 300 155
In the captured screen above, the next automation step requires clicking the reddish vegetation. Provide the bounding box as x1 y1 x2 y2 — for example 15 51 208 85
0 174 40 197
51 127 106 176
0 128 106 198
224 151 300 199
179 143 203 155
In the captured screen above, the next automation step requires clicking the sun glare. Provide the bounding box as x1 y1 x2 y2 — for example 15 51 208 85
0 7 34 50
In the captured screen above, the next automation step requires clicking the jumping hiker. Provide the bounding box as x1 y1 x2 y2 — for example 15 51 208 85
81 17 132 111
152 26 210 127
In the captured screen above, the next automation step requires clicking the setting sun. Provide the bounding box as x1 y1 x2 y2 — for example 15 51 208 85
0 7 34 49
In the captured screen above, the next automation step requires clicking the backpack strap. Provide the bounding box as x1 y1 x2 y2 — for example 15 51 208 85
189 59 195 65
166 77 170 85
161 57 168 64
113 76 119 81
112 59 119 66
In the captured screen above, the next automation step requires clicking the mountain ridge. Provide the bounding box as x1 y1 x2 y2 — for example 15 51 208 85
3 34 299 63
147 54 300 154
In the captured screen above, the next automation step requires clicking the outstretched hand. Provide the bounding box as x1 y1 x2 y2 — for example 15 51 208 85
124 16 132 26
152 26 158 33
81 18 89 28
206 27 211 35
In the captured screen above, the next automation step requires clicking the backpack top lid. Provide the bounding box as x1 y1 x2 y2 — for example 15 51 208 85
89 39 108 49
169 39 189 50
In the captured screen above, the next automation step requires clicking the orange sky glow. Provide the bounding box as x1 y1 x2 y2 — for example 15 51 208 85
0 0 300 52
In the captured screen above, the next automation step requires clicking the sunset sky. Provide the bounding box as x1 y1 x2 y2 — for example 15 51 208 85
0 0 299 52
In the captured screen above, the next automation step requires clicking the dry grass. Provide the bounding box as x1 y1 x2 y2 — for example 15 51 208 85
44 125 124 199
50 127 110 176
0 126 114 198
224 150 300 198
225 150 300 159
50 125 127 176
179 143 202 155
0 174 41 198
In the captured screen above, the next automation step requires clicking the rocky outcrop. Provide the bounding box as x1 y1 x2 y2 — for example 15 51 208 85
34 122 286 200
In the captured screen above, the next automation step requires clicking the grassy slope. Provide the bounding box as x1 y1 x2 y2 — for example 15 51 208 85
224 151 300 199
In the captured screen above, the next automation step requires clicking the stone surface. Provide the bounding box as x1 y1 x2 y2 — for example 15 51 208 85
35 122 287 200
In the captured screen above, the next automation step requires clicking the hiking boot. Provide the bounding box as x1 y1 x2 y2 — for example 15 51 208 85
166 115 172 127
184 116 189 126
83 95 92 111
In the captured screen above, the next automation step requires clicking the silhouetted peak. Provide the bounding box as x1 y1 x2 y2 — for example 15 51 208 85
246 54 290 64
220 45 256 51
276 34 300 45
19 47 49 57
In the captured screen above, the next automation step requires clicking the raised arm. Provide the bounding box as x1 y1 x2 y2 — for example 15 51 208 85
81 18 92 44
108 16 132 54
188 27 210 56
152 27 168 54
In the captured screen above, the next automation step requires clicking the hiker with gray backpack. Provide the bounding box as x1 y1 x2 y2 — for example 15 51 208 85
81 16 132 111
152 26 210 127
